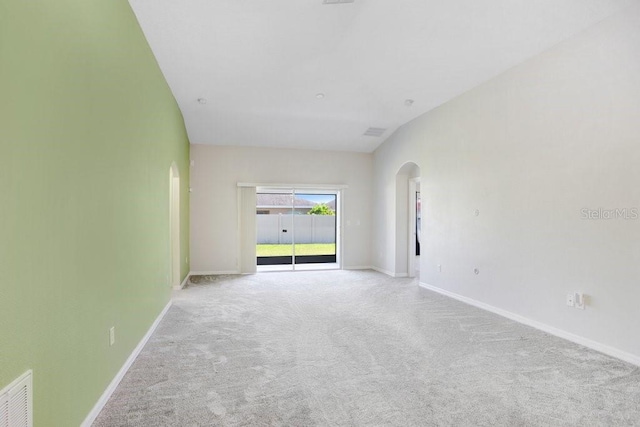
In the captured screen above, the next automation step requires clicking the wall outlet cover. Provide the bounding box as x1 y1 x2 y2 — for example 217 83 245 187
566 293 575 307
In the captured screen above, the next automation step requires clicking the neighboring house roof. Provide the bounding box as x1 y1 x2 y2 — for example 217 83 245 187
256 194 317 208
256 194 337 214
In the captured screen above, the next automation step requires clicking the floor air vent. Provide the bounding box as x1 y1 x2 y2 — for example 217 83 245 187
0 371 32 427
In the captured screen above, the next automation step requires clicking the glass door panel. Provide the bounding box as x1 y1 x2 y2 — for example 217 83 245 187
256 192 294 269
293 193 337 265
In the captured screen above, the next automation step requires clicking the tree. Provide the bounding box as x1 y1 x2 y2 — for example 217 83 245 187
308 203 335 216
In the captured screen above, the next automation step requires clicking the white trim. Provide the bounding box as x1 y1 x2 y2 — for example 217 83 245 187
344 265 373 270
189 270 241 275
368 266 409 279
169 163 181 289
418 282 640 367
81 300 173 427
173 273 190 290
371 266 408 278
371 266 394 276
336 190 343 270
236 187 242 275
238 182 348 189
253 187 343 271
0 369 32 400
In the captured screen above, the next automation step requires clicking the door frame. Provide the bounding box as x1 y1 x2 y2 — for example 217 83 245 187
251 184 345 271
169 162 180 288
408 177 420 278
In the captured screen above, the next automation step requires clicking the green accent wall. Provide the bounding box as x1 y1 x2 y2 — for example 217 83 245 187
0 1 190 425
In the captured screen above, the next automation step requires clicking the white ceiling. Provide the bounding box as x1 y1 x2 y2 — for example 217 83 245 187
129 0 632 153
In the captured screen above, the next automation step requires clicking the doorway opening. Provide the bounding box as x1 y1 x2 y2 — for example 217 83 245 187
256 188 340 272
409 178 421 278
395 162 421 278
169 162 180 288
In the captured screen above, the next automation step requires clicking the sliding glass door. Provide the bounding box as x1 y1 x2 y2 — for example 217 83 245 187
256 189 338 270
293 193 337 265
256 192 295 267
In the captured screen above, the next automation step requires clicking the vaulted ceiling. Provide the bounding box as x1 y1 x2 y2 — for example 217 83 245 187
129 0 632 152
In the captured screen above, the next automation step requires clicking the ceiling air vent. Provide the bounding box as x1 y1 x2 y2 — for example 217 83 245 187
323 0 355 4
363 127 387 137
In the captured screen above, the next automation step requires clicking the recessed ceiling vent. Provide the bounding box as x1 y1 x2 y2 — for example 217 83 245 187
323 0 355 4
363 127 387 137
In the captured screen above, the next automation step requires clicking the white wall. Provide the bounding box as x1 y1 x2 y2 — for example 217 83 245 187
191 145 372 272
373 4 640 361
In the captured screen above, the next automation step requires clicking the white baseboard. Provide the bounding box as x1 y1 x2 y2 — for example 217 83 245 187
343 265 373 270
173 273 191 290
371 266 409 278
418 282 640 367
371 266 394 277
81 300 173 427
189 270 241 275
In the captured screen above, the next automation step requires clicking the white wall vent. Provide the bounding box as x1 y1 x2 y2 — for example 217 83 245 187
0 371 32 427
363 127 387 137
323 0 355 4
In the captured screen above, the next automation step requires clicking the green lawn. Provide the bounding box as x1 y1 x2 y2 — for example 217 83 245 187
257 243 336 257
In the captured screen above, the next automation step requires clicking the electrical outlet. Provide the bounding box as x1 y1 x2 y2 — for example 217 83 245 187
438 264 442 272
109 327 115 346
574 292 585 310
566 293 575 307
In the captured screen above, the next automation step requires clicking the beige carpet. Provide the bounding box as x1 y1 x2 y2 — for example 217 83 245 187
94 270 640 426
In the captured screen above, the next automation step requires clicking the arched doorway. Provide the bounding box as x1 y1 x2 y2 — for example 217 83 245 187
395 162 421 278
169 162 180 288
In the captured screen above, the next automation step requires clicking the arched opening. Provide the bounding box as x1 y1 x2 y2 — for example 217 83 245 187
395 162 421 278
169 162 181 288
